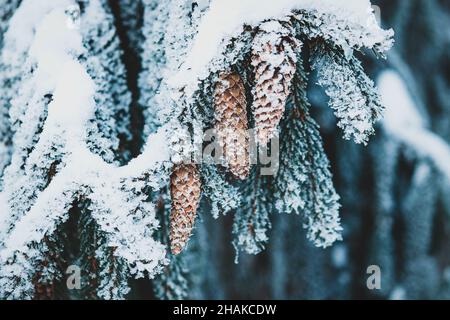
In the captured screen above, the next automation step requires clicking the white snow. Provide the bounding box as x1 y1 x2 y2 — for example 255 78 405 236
28 7 83 91
26 7 90 148
379 70 450 181
117 125 170 177
170 0 376 90
2 0 73 66
0 3 171 282
2 120 170 274
47 61 95 138
0 192 9 244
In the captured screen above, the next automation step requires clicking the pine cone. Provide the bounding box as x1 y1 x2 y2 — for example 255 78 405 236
214 72 250 180
170 164 201 255
251 21 299 145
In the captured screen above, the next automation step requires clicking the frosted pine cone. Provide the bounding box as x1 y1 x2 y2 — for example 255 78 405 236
251 20 299 145
170 164 202 255
214 72 250 180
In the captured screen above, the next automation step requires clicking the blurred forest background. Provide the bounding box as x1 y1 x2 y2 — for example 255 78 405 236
123 0 449 300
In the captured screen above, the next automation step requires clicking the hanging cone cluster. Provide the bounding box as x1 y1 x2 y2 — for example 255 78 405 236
251 20 299 145
214 72 250 180
168 20 300 254
170 164 202 255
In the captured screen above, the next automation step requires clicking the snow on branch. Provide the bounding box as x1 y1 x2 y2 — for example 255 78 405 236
312 42 384 145
378 70 450 182
0 3 172 295
169 0 392 95
0 192 9 242
2 0 73 68
0 0 21 177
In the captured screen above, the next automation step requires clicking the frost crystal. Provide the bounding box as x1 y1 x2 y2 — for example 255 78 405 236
313 43 385 145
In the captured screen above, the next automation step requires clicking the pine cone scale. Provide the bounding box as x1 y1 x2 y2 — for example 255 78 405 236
170 164 201 255
214 72 251 180
251 21 299 145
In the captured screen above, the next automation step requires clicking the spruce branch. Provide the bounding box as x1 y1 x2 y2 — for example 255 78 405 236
275 67 342 248
232 168 272 260
311 40 385 145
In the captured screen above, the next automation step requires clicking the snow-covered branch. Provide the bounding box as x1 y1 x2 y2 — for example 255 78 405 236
170 0 392 96
378 70 450 182
0 1 171 298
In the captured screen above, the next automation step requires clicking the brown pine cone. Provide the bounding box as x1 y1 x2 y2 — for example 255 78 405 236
170 164 201 255
251 20 299 145
214 72 250 180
